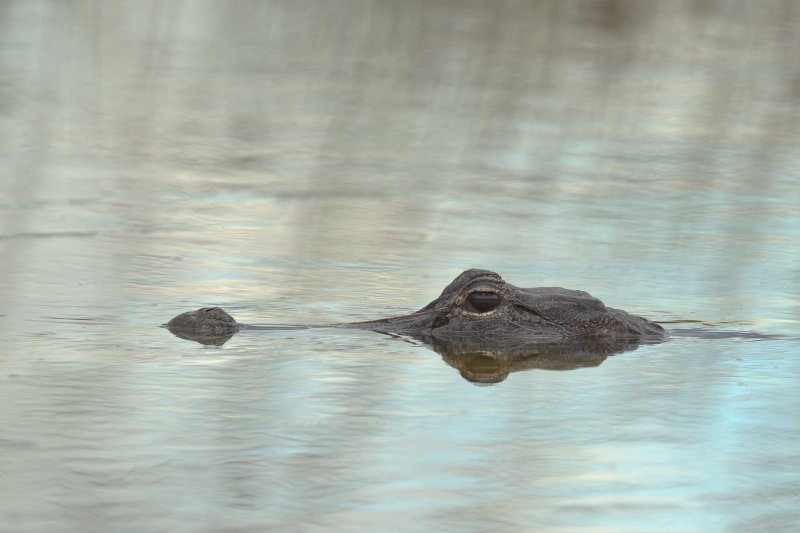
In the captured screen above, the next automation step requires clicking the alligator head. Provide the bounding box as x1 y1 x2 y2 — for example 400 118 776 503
351 269 665 348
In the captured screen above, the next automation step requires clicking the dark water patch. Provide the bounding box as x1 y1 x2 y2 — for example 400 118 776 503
0 231 98 241
34 316 117 326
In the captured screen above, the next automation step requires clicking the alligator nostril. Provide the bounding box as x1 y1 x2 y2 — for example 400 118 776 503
467 292 501 313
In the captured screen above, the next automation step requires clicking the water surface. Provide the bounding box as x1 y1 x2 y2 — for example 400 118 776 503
1 1 799 531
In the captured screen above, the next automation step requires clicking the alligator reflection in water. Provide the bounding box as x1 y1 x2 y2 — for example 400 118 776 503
423 337 650 384
164 269 666 382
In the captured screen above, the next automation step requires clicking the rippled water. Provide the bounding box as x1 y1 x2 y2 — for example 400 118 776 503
2 1 799 531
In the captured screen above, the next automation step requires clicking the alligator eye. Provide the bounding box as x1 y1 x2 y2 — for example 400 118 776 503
466 292 501 313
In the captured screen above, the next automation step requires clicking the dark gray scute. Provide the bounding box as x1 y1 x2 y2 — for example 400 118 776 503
165 307 239 345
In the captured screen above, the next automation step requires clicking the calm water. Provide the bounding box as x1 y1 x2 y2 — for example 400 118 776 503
2 1 799 531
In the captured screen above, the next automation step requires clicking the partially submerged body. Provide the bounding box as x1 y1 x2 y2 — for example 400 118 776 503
165 269 665 382
166 269 664 346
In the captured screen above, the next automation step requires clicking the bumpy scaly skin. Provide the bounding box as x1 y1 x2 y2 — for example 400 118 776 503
352 269 665 347
165 269 665 348
166 307 239 336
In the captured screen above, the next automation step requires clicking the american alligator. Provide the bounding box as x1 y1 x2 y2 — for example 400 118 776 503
166 268 664 350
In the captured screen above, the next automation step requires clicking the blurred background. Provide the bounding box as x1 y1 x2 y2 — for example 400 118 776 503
1 0 798 324
1 1 799 531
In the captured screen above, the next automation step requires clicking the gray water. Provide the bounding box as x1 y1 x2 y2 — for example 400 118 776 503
1 1 799 531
